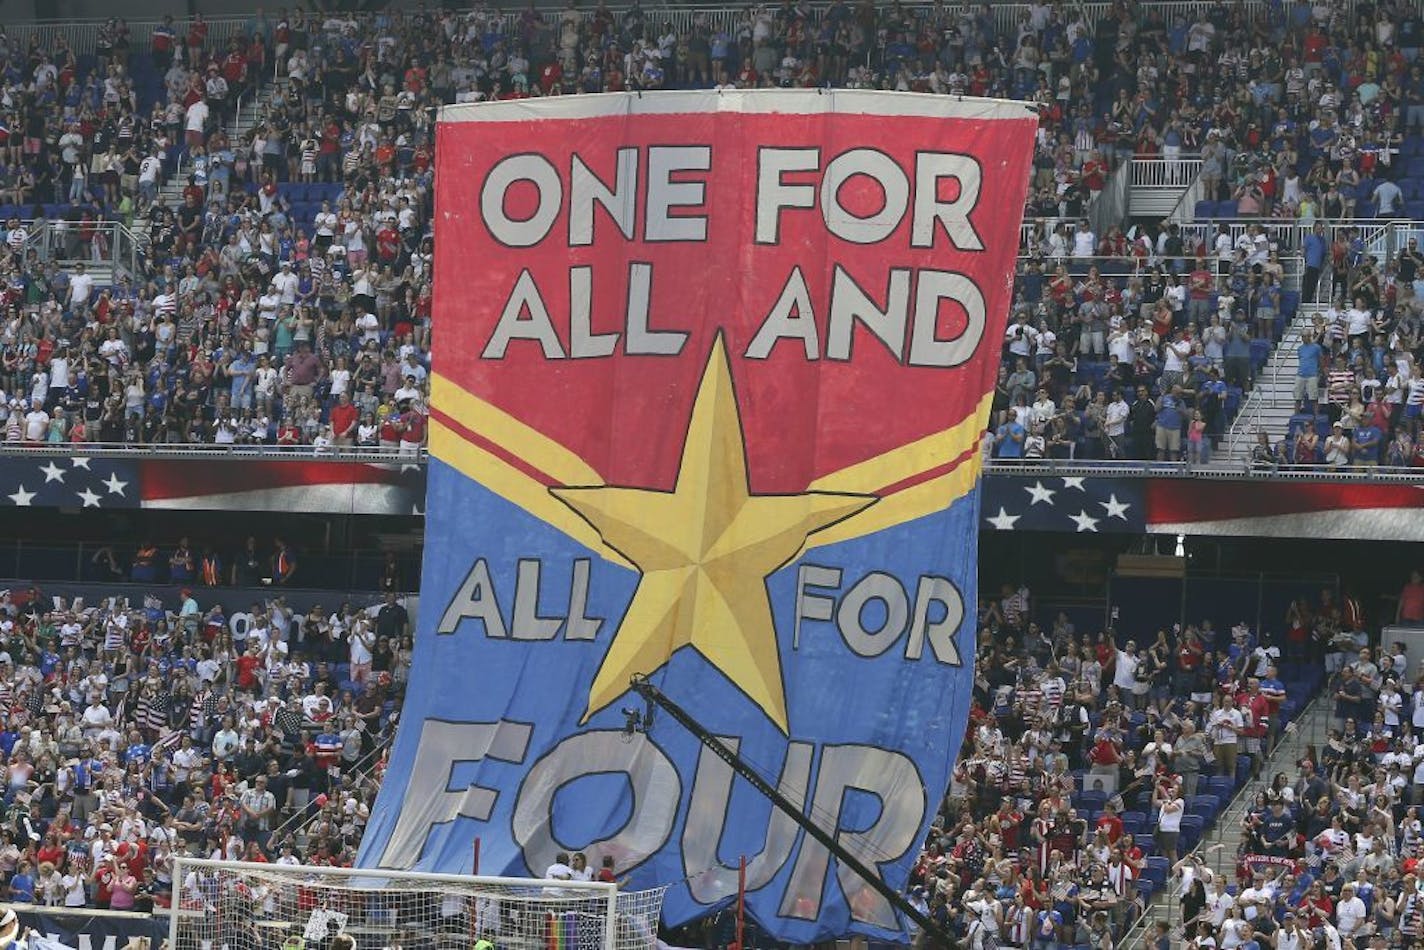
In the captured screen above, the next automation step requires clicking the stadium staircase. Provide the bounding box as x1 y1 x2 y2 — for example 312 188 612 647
1115 694 1331 949
1216 304 1327 468
1128 157 1202 220
128 79 278 258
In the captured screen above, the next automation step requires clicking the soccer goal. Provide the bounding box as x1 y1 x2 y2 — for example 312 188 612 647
168 859 668 950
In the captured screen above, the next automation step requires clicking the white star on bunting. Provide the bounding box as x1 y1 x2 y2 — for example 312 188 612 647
103 473 128 496
985 507 1021 530
1069 510 1100 532
7 486 34 506
76 488 102 508
40 462 66 484
70 457 91 470
1100 494 1131 520
1024 481 1056 506
1061 477 1086 490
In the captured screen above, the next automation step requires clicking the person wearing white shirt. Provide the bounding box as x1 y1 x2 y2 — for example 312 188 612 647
1071 225 1096 259
1382 682 1404 727
185 99 210 141
81 697 113 740
356 310 381 344
1206 879 1235 926
271 263 299 304
67 264 95 308
139 153 163 204
1208 699 1244 776
1238 876 1273 921
49 351 70 393
1335 884 1367 938
1344 303 1374 340
1112 641 1140 694
1155 789 1184 862
23 405 49 441
1029 392 1056 429
1162 334 1191 383
1214 227 1234 272
195 654 221 683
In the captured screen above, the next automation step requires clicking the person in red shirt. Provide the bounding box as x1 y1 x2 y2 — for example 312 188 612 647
1398 570 1424 623
222 50 246 87
1234 680 1271 778
329 393 359 445
1081 150 1107 195
1094 801 1124 844
1298 880 1334 927
235 644 263 690
378 410 401 449
396 405 426 452
375 225 400 265
539 61 562 94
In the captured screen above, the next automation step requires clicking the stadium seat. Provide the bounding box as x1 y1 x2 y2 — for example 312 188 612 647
1078 790 1107 813
1144 857 1170 889
1187 794 1221 821
1205 776 1234 800
1180 815 1205 852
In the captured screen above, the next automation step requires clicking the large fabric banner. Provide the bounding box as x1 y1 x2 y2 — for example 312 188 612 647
3 904 166 950
358 90 1035 941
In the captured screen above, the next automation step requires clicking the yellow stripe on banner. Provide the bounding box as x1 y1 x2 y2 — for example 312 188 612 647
808 392 994 496
806 453 982 550
429 420 633 568
431 373 604 486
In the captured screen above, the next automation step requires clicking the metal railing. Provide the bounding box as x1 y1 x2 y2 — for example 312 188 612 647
1130 156 1204 191
1165 163 1208 224
1090 155 1134 240
0 442 428 461
981 457 1424 480
10 219 146 283
267 729 394 851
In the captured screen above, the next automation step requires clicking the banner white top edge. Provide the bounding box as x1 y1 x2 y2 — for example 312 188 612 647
438 89 1038 124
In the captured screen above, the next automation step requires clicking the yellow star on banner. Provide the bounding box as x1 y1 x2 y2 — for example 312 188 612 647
552 335 877 733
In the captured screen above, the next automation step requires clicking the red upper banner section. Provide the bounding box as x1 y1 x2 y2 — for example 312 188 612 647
434 92 1037 493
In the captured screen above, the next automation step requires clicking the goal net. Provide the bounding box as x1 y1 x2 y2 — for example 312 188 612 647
168 859 668 950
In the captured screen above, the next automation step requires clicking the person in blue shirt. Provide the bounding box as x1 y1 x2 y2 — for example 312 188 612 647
229 346 257 411
1302 221 1327 302
1154 386 1185 461
1295 330 1323 412
7 862 35 903
1259 798 1295 855
124 730 153 767
995 419 1026 459
1353 420 1381 465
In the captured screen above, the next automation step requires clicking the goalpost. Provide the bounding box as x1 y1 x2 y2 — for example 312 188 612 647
168 859 668 950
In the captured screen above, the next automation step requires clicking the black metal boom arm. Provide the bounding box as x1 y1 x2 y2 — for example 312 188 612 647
627 674 952 949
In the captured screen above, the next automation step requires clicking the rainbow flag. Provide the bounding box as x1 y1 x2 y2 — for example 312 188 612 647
545 910 578 950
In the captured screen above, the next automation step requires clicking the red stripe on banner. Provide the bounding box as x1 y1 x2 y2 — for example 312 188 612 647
1145 480 1424 524
428 407 557 487
875 446 979 498
139 460 407 502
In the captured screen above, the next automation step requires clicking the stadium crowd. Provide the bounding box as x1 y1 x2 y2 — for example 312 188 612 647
903 582 1410 950
0 564 409 910
0 0 1415 453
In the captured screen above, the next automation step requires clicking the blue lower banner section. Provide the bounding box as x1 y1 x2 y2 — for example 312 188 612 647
357 460 980 942
6 905 166 950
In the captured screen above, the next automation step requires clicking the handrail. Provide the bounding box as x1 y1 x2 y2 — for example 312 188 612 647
2 444 1421 479
980 458 1424 481
1164 162 1207 224
0 442 427 461
268 730 393 849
